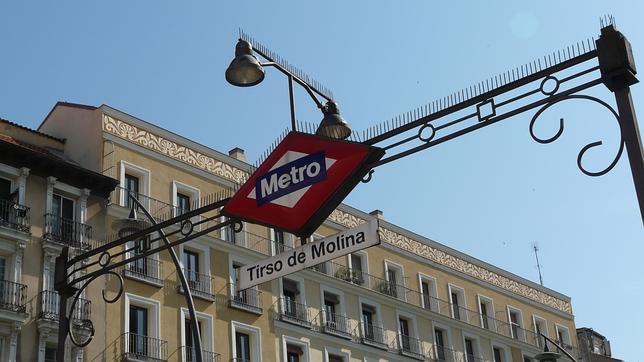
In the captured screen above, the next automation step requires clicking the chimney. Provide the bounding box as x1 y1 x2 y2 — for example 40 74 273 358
369 209 384 220
228 147 246 162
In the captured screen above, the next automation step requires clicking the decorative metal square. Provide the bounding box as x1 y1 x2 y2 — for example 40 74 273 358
477 99 496 122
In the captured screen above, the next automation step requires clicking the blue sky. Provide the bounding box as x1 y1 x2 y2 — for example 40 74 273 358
1 1 642 360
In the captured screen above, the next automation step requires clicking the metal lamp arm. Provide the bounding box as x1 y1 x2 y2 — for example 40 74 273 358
262 62 327 109
540 333 578 362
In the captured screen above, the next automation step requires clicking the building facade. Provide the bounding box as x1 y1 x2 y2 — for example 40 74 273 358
0 116 116 361
0 101 581 361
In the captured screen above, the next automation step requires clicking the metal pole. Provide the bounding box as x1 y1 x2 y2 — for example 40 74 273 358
55 247 71 362
288 74 297 132
131 197 203 362
613 86 644 224
540 333 578 362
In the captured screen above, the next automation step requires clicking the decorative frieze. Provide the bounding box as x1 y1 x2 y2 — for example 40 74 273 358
103 115 248 184
328 209 573 314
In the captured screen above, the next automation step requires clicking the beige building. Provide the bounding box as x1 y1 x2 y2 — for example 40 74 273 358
0 116 116 361
1 101 580 361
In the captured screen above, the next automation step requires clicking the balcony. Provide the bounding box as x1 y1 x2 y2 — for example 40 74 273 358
123 256 164 286
43 213 92 249
322 311 353 339
178 269 215 301
434 345 458 362
276 297 312 328
179 346 221 362
360 322 389 350
38 290 91 328
121 332 168 362
0 280 27 313
397 333 425 360
228 283 262 314
465 354 485 362
0 199 30 233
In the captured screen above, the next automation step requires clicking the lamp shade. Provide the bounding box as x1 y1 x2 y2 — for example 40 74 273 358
112 207 150 239
225 39 265 87
534 351 561 362
316 101 351 140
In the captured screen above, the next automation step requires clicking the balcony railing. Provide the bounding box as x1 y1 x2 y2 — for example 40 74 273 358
38 290 91 327
465 353 485 362
122 332 168 361
359 322 389 350
111 186 175 222
398 333 425 360
277 297 312 328
44 213 92 249
322 311 353 338
434 345 458 362
0 199 30 232
123 256 164 285
228 283 262 314
0 280 26 313
179 269 215 300
180 346 221 362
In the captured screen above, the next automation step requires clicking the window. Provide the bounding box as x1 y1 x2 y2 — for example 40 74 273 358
282 336 309 362
493 347 503 362
52 194 75 240
129 305 148 356
327 354 345 362
555 324 571 349
124 174 139 209
184 318 202 361
399 318 411 350
183 249 200 288
119 161 150 209
434 329 446 361
360 302 385 347
44 345 56 362
533 316 547 347
477 295 494 330
348 252 366 285
180 308 214 361
324 348 349 362
177 193 191 215
323 291 345 334
272 228 289 255
463 336 480 362
383 260 404 299
128 237 151 277
236 332 251 362
448 285 466 321
231 321 261 362
507 306 524 340
418 274 438 311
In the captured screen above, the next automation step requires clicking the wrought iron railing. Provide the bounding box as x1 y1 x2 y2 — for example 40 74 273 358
277 297 312 327
434 344 458 362
0 280 26 313
228 283 262 314
0 199 30 232
180 269 215 300
398 333 424 359
123 255 164 285
180 346 221 362
359 322 389 349
322 311 353 338
38 290 91 326
122 332 167 361
44 213 92 248
465 353 485 362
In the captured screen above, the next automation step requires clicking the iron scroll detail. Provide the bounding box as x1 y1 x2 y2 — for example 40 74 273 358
66 270 124 347
529 94 625 177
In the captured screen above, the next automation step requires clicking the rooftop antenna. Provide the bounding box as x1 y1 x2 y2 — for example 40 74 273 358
533 243 544 286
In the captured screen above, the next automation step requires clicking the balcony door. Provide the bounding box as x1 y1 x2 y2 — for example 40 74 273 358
435 329 446 361
399 318 411 350
235 332 251 362
124 174 139 209
184 318 203 362
52 194 74 240
129 305 148 356
183 250 199 289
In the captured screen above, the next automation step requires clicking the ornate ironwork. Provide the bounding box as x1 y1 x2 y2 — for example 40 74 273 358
54 190 237 362
529 94 624 177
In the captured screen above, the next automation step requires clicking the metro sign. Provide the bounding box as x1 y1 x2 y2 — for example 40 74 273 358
223 132 384 236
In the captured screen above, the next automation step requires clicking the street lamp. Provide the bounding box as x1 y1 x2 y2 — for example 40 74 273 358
225 38 352 139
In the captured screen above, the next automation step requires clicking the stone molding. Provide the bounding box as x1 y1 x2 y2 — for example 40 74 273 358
328 209 573 314
103 115 248 184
